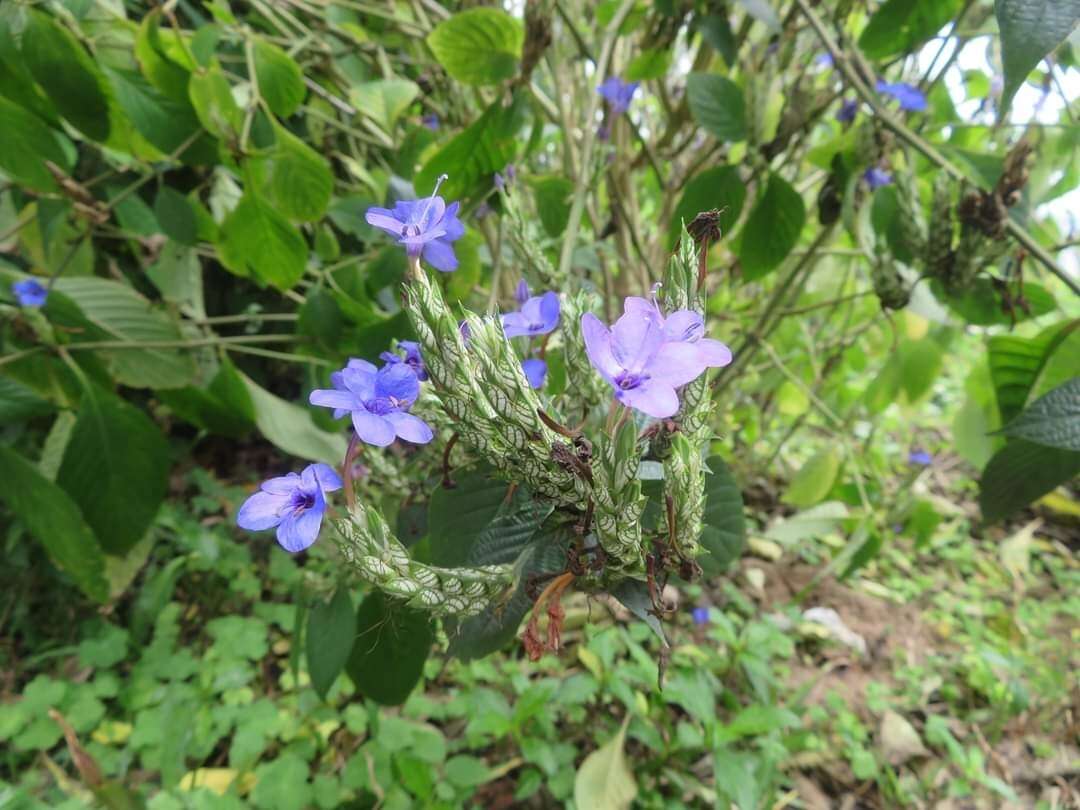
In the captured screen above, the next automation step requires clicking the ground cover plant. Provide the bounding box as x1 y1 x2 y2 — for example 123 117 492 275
1 0 1078 807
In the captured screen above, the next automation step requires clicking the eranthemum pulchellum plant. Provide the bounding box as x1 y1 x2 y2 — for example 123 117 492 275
237 177 735 662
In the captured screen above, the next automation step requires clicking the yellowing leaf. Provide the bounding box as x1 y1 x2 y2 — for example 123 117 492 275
179 768 256 795
91 721 132 745
574 716 637 810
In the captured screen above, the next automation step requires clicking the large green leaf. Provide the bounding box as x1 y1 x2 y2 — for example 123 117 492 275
0 445 108 602
686 73 746 143
530 176 575 238
218 192 308 289
859 0 964 60
188 64 242 139
667 165 746 248
20 9 111 142
784 448 842 508
1002 378 1080 451
415 93 527 201
240 373 347 465
106 67 215 164
158 357 255 438
56 382 170 555
736 173 805 281
351 79 419 132
979 439 1080 523
699 455 746 575
0 97 73 193
306 587 356 699
345 592 432 706
898 337 943 402
253 40 305 118
995 0 1080 112
55 277 196 390
427 8 524 86
0 375 54 423
573 716 637 810
260 126 333 222
988 320 1078 423
134 9 193 102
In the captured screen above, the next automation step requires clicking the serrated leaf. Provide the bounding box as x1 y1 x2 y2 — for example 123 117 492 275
995 0 1080 112
135 9 192 102
427 8 524 86
699 456 746 574
239 372 347 465
0 445 108 602
218 192 308 288
188 65 242 139
106 67 215 164
979 439 1080 522
573 716 637 810
784 448 842 508
55 277 196 390
1002 378 1080 451
346 592 432 706
260 126 333 221
859 0 964 60
306 587 355 699
253 40 305 117
686 73 746 143
736 173 805 281
20 9 111 142
56 382 169 555
667 165 746 248
989 320 1079 423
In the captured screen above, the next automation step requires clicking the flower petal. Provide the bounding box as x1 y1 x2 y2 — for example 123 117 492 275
237 490 289 530
696 338 733 368
648 341 706 387
422 238 458 272
622 296 658 320
611 310 663 373
309 388 356 414
374 363 419 406
276 503 324 553
441 202 465 241
346 358 378 374
581 313 620 382
385 412 434 444
522 358 547 389
304 463 342 493
537 292 561 332
352 410 396 446
617 379 679 418
365 207 405 236
341 366 377 400
261 473 301 494
501 311 531 339
663 310 705 343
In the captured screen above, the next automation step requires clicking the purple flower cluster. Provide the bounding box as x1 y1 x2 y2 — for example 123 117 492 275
582 294 732 418
11 279 47 308
365 176 464 272
597 76 639 115
875 80 927 112
501 280 560 390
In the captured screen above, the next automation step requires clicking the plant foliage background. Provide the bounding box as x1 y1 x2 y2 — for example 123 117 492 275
1 0 1078 807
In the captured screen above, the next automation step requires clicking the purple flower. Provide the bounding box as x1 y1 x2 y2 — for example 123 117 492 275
522 358 547 389
380 340 427 381
622 295 733 368
309 359 433 447
474 202 493 220
515 279 530 306
364 175 465 272
597 76 640 115
863 167 892 190
836 99 858 123
494 164 516 191
596 123 610 142
875 80 927 112
691 606 710 625
908 449 932 466
237 463 342 553
815 53 834 68
581 308 709 418
421 113 440 131
502 290 560 339
11 279 47 308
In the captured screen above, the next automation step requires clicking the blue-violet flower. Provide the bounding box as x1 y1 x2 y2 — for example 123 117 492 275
237 463 342 553
863 167 892 190
908 449 932 466
836 99 858 122
502 287 560 339
875 80 927 112
380 340 427 381
11 279 47 308
365 175 464 272
309 360 433 447
622 294 734 369
597 76 640 115
522 358 547 390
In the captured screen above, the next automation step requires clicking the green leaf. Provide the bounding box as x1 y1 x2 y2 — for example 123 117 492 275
0 96 73 193
625 48 670 81
219 192 308 288
979 439 1080 523
188 64 242 139
784 448 842 508
351 79 419 132
0 445 108 602
415 93 527 201
20 9 111 142
260 126 333 221
253 40 305 118
995 0 1080 112
306 587 356 699
736 173 805 281
106 67 215 164
859 0 964 60
1002 378 1080 451
251 754 314 810
988 321 1078 423
56 382 169 555
427 8 524 86
0 375 54 423
667 165 746 247
699 456 746 575
55 277 197 390
154 187 198 245
686 73 746 143
931 278 1057 326
573 716 637 810
611 580 668 647
530 176 575 238
346 592 432 706
159 357 255 438
240 372 347 464
898 338 943 402
135 9 193 102
841 529 883 579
